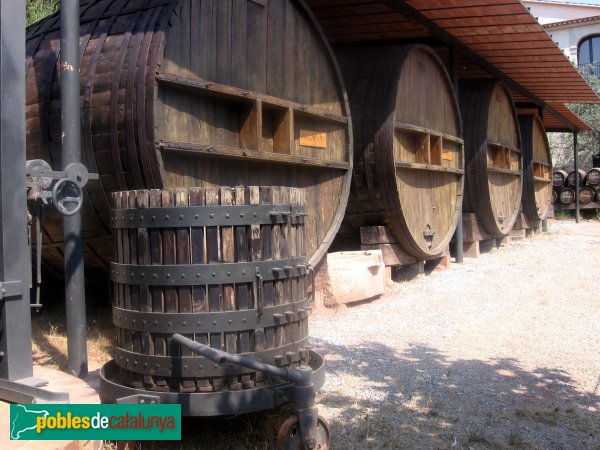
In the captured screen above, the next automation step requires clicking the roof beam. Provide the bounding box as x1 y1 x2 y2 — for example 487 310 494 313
382 0 576 130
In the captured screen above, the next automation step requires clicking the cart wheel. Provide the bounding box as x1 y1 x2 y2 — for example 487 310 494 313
276 415 331 450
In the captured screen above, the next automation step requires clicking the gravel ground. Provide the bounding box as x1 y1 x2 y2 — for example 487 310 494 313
123 220 600 450
310 220 600 450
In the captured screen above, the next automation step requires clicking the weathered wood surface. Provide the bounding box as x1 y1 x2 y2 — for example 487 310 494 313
518 114 552 222
585 168 600 186
558 187 575 204
335 44 464 258
460 80 523 238
552 169 568 187
567 169 587 187
111 186 309 393
26 0 352 282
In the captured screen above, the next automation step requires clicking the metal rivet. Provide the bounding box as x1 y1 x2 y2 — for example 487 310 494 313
156 363 160 369
154 321 158 326
197 321 202 326
142 320 146 326
139 216 144 221
141 273 145 278
240 213 244 218
225 214 230 219
227 272 231 276
167 322 172 327
153 274 157 279
210 214 214 218
195 214 199 219
243 318 247 323
196 273 201 278
228 319 232 324
182 321 187 326
212 272 216 277
144 363 148 368
183 365 188 371
166 273 171 278
213 321 217 326
152 216 156 221
242 270 246 275
181 274 186 279
179 215 184 220
165 215 170 220
134 361 138 366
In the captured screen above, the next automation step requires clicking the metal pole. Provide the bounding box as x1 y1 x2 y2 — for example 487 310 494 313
450 46 464 263
0 0 33 381
573 131 580 223
61 0 88 378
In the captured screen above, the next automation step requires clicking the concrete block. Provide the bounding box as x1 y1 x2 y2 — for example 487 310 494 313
321 250 385 307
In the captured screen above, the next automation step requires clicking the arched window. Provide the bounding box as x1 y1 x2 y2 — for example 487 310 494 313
578 34 600 66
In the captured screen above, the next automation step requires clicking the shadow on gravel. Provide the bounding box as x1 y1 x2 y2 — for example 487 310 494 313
310 339 600 449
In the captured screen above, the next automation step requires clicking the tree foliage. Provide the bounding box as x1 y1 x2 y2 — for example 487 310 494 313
548 72 600 170
26 0 60 27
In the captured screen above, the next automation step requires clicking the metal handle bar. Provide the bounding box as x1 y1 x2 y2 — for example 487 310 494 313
171 333 309 386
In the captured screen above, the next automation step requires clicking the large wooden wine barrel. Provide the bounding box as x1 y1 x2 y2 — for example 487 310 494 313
518 114 552 222
334 45 464 258
460 80 523 237
26 0 352 280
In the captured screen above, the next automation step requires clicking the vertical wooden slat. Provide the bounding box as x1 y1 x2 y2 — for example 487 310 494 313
249 186 265 385
220 186 240 391
189 186 212 392
205 186 224 391
127 191 142 381
259 186 275 350
235 185 254 389
271 187 284 349
149 189 167 391
135 189 154 387
175 188 195 392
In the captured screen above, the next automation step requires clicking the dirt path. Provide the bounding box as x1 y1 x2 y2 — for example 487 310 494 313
311 221 600 449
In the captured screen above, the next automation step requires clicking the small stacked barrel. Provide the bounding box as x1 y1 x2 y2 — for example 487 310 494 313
552 168 599 206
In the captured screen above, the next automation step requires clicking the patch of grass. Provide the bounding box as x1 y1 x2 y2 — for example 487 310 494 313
31 309 114 371
507 430 526 448
514 406 561 426
554 210 573 220
465 427 487 444
26 0 60 26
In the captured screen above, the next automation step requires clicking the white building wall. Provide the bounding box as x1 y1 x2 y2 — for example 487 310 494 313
546 23 600 64
523 1 600 24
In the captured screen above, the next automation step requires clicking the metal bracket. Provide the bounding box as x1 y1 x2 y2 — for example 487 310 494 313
110 204 307 229
0 280 22 299
111 257 308 286
0 378 69 404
